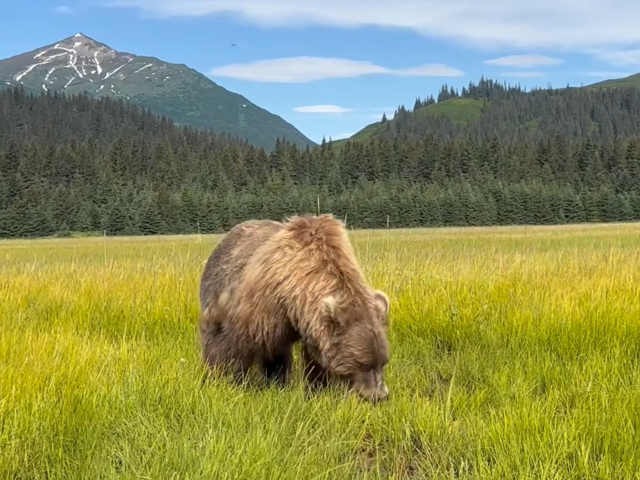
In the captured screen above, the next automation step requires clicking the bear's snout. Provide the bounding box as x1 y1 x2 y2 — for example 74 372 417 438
356 381 389 403
351 370 390 403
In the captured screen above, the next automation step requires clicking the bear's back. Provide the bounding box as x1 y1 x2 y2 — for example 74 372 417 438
199 219 283 311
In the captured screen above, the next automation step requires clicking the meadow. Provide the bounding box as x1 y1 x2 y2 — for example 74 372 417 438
1 222 640 479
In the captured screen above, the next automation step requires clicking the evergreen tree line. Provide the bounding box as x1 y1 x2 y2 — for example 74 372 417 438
0 82 639 238
381 77 640 144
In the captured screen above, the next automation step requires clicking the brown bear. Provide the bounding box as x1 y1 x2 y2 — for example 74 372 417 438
198 213 391 403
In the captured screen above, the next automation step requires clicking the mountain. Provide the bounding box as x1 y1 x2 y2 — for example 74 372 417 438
0 33 315 151
331 74 640 147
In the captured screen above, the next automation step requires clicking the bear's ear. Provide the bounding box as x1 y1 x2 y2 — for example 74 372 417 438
373 290 390 316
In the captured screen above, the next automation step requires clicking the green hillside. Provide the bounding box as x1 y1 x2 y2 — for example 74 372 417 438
331 98 487 148
586 72 640 89
331 74 640 147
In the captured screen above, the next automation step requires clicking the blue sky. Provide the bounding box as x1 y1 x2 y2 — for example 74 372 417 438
2 1 640 143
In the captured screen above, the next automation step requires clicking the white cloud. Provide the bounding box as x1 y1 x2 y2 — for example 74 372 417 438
484 54 563 68
591 49 640 67
102 0 640 51
292 105 354 113
500 71 545 78
394 64 465 77
209 56 463 83
55 5 74 13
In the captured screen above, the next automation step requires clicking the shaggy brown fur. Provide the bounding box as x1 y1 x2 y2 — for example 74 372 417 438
198 214 391 402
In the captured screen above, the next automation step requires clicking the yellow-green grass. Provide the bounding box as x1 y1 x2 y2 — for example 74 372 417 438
2 222 640 479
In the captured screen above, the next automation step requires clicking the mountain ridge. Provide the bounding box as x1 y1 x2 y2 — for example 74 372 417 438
0 33 315 151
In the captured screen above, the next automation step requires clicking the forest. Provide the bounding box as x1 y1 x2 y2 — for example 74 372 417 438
1 80 640 238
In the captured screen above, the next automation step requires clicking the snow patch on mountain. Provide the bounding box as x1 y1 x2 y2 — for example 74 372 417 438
134 63 152 74
10 33 154 91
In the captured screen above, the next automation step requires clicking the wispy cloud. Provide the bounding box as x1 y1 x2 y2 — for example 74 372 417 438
591 49 640 67
292 105 354 114
396 65 465 77
484 54 563 68
500 71 545 78
209 57 463 83
55 5 74 13
102 0 640 50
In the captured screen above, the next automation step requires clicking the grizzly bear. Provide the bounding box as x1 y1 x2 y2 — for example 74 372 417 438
198 214 391 403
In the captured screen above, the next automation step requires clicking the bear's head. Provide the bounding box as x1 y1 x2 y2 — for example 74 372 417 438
322 290 391 403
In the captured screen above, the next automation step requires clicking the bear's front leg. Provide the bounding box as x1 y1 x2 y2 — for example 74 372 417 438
260 348 293 387
202 327 254 385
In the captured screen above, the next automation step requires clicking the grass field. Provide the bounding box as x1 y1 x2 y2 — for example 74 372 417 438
2 222 640 479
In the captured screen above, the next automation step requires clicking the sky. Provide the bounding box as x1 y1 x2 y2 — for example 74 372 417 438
1 1 640 144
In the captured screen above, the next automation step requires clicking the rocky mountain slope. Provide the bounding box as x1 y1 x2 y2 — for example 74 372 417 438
0 33 315 151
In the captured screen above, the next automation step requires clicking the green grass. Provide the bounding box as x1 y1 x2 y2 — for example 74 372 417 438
2 222 640 479
330 98 488 149
413 98 486 124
